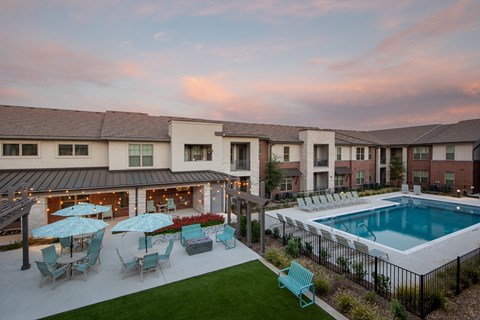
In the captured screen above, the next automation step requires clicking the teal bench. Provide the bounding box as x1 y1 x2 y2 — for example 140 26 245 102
278 260 315 308
215 225 236 249
180 224 205 247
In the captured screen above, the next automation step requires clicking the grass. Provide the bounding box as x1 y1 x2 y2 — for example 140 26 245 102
44 260 334 320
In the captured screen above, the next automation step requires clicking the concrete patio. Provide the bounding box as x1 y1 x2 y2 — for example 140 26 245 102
0 214 260 320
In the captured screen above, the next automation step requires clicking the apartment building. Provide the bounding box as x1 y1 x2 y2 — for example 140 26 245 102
0 105 335 229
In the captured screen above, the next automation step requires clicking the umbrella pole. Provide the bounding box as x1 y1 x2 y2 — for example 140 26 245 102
145 233 148 253
70 235 73 258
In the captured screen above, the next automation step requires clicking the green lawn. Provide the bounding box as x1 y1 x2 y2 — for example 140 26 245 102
44 260 334 320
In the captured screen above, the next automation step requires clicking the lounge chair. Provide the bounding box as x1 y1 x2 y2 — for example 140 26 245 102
115 248 139 279
340 192 354 206
146 200 156 213
139 252 159 282
353 240 389 260
307 225 320 235
326 194 342 207
296 198 316 212
35 261 68 289
158 238 175 267
352 191 370 203
311 195 327 210
345 192 361 205
333 193 348 207
335 234 354 249
102 205 113 220
294 220 306 230
413 185 422 195
320 229 337 242
304 197 322 210
72 249 100 281
284 216 296 228
402 184 409 194
319 195 334 209
41 245 59 267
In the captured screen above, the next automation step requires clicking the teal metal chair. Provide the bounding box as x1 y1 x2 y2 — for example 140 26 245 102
115 248 139 279
35 261 68 289
146 200 156 213
102 205 113 220
140 252 159 282
215 225 236 250
41 245 59 267
59 237 76 255
72 249 100 281
158 238 174 267
138 236 153 251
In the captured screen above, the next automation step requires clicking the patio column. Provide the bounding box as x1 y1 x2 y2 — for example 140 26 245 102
21 210 30 270
260 206 266 254
246 202 252 248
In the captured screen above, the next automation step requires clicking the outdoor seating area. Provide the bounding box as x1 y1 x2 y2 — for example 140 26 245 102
296 191 368 212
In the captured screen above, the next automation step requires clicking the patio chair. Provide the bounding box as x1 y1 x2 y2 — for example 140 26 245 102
304 197 322 210
138 236 153 251
352 191 370 203
115 248 139 279
35 261 68 290
320 229 337 242
307 225 319 235
102 205 113 221
319 195 334 209
72 249 100 281
41 245 59 267
353 240 389 260
413 185 422 195
335 234 354 249
326 194 342 207
333 193 348 207
139 252 159 282
215 225 236 250
294 220 306 230
311 195 326 210
296 198 315 212
59 237 78 255
345 192 362 205
158 238 175 267
167 198 176 214
146 200 156 213
402 184 409 194
340 192 354 206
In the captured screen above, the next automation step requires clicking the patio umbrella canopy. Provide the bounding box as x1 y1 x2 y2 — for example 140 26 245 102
111 214 174 252
32 216 108 257
52 203 111 217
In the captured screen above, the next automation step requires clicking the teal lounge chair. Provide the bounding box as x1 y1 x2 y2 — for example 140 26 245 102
35 261 68 290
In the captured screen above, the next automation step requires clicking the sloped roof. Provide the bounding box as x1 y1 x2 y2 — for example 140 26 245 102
367 124 442 146
0 167 229 194
280 168 302 177
414 119 480 144
0 105 105 140
222 121 315 142
335 130 383 145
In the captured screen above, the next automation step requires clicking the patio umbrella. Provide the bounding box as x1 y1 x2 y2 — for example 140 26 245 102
111 214 174 252
52 203 111 217
32 216 108 257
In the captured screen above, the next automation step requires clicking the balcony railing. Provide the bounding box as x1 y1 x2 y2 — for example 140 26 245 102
314 159 328 167
230 160 250 171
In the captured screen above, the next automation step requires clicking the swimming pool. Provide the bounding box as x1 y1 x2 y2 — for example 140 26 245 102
313 196 480 251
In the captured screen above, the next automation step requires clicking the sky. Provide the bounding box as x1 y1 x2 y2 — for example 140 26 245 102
0 0 479 130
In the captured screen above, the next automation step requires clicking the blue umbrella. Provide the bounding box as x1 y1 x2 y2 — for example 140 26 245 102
32 216 108 257
52 203 111 217
111 214 174 252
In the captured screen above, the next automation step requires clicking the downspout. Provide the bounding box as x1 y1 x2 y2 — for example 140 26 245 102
135 186 139 216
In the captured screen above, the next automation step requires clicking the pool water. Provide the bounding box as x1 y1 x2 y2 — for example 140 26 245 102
314 197 480 251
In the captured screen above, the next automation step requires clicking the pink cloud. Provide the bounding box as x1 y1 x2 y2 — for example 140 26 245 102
0 87 28 99
182 76 233 103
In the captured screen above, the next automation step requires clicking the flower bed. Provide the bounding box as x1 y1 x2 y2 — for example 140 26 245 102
150 212 225 235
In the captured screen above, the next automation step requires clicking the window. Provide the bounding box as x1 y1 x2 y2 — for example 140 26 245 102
117 192 129 208
280 178 293 191
184 144 212 162
58 143 89 156
413 170 429 184
129 143 153 167
356 171 365 185
283 146 290 162
368 148 372 160
446 145 455 160
445 172 455 186
336 147 341 161
334 176 344 187
413 147 429 160
356 147 365 160
60 194 90 209
2 143 38 156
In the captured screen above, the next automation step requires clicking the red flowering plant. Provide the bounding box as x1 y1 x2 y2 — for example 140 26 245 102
149 212 225 235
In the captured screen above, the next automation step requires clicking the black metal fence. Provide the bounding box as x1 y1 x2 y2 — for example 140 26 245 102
270 217 480 318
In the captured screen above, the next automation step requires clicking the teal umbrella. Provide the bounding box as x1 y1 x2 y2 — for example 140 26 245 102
32 216 108 257
111 214 174 252
52 203 111 217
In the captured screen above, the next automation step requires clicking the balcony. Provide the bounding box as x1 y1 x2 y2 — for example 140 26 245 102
314 158 329 167
230 160 250 171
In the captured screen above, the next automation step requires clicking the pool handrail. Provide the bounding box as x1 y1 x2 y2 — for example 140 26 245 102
357 223 376 242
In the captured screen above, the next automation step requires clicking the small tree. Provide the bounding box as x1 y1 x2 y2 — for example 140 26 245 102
390 155 405 187
264 154 284 198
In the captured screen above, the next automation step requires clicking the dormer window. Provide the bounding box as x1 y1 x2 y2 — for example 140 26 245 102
184 144 212 161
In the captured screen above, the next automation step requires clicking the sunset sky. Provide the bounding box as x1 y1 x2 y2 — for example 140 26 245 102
1 0 479 130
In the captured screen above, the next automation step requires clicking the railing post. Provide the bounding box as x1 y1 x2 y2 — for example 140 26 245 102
282 220 286 246
318 235 322 264
456 256 461 295
420 274 425 318
374 257 378 293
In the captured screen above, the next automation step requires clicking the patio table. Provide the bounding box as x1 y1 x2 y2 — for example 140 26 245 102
57 252 87 279
134 249 159 260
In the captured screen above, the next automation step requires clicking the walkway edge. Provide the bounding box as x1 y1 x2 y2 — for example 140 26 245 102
258 257 348 320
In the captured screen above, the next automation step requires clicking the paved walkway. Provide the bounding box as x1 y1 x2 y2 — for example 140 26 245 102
0 220 259 320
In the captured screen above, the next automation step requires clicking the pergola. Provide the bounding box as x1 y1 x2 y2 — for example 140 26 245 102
224 179 269 254
0 184 36 270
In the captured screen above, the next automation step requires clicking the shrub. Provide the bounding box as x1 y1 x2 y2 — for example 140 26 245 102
352 262 367 281
371 272 390 294
285 238 301 258
265 229 272 236
336 256 351 274
395 284 447 314
304 241 313 256
239 216 260 243
264 249 290 269
151 212 224 235
0 240 22 251
319 248 331 261
390 299 407 320
272 227 280 239
313 274 332 296
337 291 358 314
364 291 376 304
351 303 378 320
